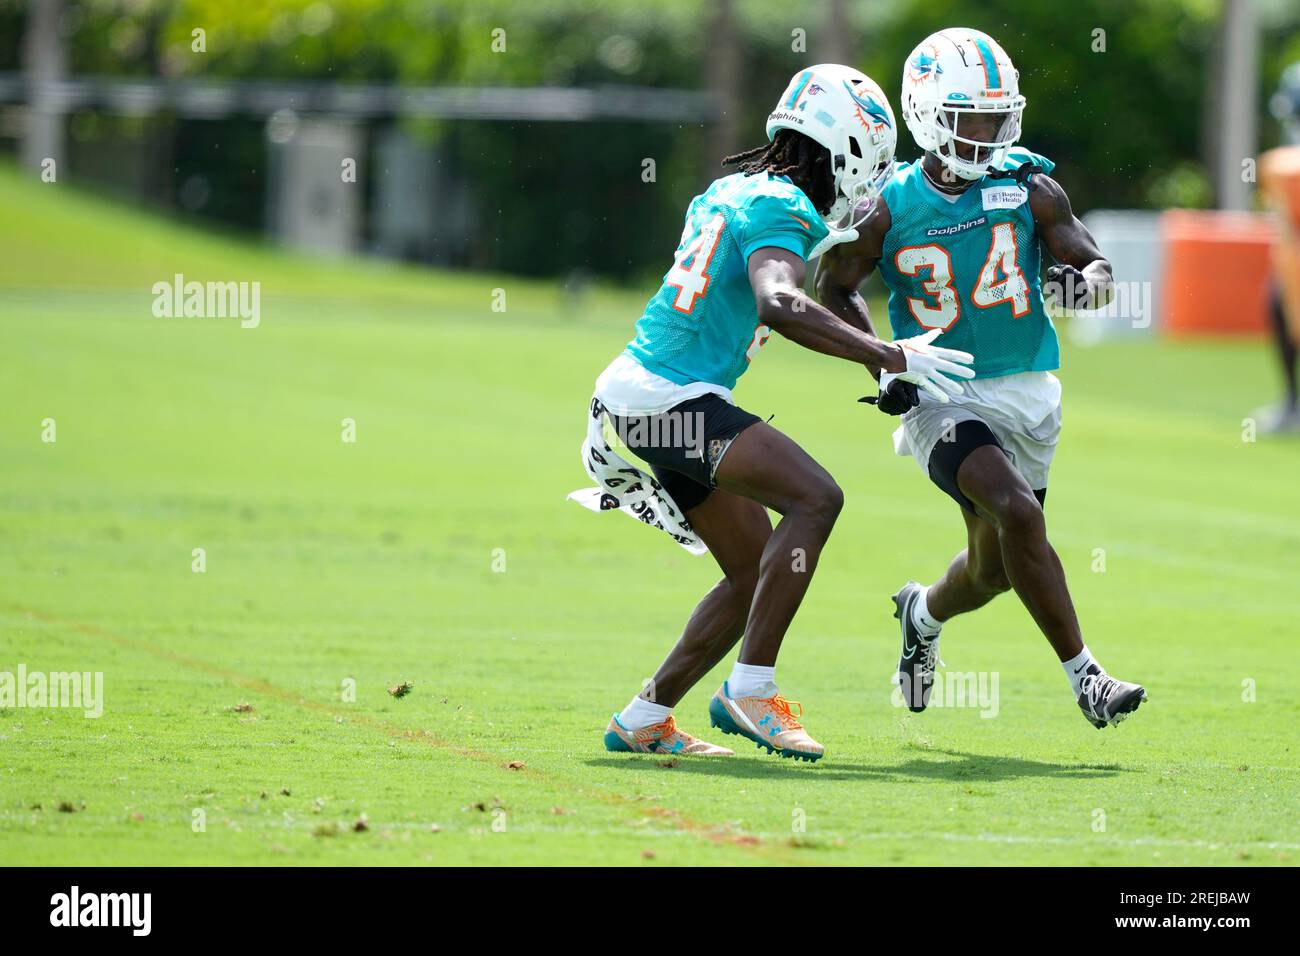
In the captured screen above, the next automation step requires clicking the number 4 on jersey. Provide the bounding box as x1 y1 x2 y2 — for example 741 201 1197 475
667 212 725 313
972 222 1030 317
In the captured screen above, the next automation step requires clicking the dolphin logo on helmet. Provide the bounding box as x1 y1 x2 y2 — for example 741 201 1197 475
908 46 944 84
844 83 893 130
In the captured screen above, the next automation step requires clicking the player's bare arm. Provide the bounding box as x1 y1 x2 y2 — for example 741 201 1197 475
814 203 924 412
813 200 892 338
751 242 971 404
747 245 904 373
1030 174 1115 310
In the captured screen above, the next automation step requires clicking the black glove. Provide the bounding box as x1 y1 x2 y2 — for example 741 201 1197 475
859 377 920 416
1043 263 1091 310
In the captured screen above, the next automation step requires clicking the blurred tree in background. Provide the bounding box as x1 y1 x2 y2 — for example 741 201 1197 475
1 0 1297 281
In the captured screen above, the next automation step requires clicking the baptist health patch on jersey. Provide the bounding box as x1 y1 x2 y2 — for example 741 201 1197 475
981 184 1028 210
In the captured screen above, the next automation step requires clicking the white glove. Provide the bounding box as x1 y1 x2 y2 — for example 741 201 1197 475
808 226 859 261
890 328 975 404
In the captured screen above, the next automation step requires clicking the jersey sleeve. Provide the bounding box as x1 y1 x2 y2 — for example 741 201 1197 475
733 189 830 263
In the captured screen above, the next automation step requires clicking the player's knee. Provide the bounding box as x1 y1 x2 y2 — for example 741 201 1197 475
994 489 1045 539
970 561 1011 596
803 479 844 530
724 564 760 605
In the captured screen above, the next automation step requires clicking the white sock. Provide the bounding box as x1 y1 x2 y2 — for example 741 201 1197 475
911 586 943 638
619 695 671 731
728 662 777 699
1063 646 1102 697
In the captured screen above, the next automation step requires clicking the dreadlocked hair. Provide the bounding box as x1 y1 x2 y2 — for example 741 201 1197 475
721 129 836 215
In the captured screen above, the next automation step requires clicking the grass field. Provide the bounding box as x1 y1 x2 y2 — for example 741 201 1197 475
1 160 1298 866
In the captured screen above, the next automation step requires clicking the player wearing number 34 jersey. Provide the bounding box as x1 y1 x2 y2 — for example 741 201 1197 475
817 28 1148 730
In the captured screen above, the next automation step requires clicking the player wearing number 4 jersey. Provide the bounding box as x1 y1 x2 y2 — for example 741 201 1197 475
817 28 1147 729
577 64 975 762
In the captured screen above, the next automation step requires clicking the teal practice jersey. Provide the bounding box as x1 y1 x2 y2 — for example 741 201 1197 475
625 172 829 390
876 147 1060 379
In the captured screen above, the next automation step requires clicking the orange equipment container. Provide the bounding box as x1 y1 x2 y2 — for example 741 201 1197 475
1160 209 1278 336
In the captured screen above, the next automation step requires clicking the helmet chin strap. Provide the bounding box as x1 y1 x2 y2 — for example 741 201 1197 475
808 222 860 260
924 154 982 190
984 160 1046 187
824 196 852 224
933 155 1042 189
822 181 861 227
809 179 882 259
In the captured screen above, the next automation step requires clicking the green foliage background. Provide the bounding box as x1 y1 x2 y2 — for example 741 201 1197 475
1 0 1298 279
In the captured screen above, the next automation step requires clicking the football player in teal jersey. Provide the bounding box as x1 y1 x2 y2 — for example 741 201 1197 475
816 30 1148 729
588 65 975 761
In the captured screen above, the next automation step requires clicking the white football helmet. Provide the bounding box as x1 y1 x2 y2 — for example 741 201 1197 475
900 29 1026 181
766 64 897 228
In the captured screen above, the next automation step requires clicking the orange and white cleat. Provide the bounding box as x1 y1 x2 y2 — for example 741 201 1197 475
708 682 824 762
603 713 734 756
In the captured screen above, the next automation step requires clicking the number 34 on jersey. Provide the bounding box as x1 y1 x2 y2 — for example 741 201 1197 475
895 221 1030 329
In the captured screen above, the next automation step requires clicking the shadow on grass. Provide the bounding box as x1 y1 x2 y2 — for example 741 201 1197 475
584 747 1126 783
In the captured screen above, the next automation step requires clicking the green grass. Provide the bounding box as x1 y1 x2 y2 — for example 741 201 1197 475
1 160 1297 866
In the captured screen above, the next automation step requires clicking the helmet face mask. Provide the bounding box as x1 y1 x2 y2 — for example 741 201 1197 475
766 64 898 227
900 29 1026 181
934 105 1022 179
827 153 894 229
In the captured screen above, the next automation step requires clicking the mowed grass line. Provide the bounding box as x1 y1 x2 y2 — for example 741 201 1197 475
9 595 1295 866
3 603 803 866
1 161 1298 865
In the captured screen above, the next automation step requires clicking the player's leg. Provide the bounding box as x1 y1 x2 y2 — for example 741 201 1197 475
710 421 843 664
642 488 772 706
604 398 773 756
891 507 1009 711
954 446 1079 657
954 446 1146 728
891 414 1013 711
705 421 842 760
1253 283 1300 433
1271 284 1299 412
605 479 769 756
926 507 1011 619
